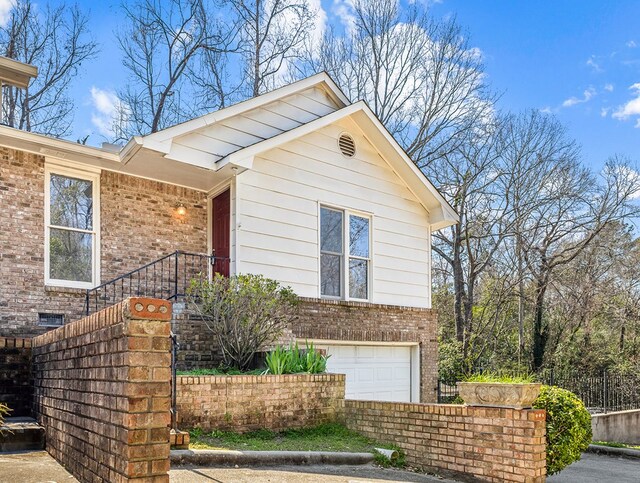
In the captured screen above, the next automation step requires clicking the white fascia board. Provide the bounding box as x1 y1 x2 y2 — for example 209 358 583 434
0 125 120 163
142 72 349 143
351 108 458 228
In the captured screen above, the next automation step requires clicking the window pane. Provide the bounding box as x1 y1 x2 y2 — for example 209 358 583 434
320 207 343 253
49 228 93 282
349 215 369 257
321 253 341 297
50 174 93 230
349 259 368 299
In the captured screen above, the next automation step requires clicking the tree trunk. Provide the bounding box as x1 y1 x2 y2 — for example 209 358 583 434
516 232 525 359
453 225 465 345
532 275 548 371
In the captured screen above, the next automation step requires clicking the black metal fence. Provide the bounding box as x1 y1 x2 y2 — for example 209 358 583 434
437 370 640 413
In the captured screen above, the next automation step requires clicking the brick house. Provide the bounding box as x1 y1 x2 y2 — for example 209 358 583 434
0 73 457 403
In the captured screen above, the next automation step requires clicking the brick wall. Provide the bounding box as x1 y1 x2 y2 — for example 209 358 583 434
172 306 221 371
0 147 208 337
294 298 438 402
0 337 32 417
345 400 546 483
32 298 172 483
177 373 345 432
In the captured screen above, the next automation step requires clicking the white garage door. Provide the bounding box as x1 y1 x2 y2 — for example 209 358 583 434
322 344 413 402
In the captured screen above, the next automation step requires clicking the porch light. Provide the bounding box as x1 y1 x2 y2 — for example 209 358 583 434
176 204 187 216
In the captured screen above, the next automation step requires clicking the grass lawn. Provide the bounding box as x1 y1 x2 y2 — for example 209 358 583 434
188 423 404 466
593 440 640 450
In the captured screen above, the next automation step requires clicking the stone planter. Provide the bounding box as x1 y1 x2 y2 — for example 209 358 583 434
457 382 542 409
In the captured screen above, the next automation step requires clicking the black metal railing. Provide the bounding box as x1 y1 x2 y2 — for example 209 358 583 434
84 251 228 316
437 369 640 414
84 250 230 431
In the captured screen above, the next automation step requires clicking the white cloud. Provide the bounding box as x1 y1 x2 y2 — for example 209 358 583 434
307 0 327 49
332 0 356 35
586 56 602 72
90 87 127 139
600 107 610 117
562 87 596 108
627 40 637 48
0 0 14 28
604 83 614 92
612 83 640 127
540 106 553 114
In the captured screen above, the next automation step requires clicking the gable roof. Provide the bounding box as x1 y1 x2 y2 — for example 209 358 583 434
220 101 458 230
134 72 349 145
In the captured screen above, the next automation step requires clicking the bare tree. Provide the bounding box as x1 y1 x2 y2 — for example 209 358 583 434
0 0 97 137
430 119 510 366
501 113 640 370
227 0 316 97
303 0 493 167
116 0 232 139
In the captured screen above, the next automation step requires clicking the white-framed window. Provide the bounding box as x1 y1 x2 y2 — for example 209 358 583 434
44 162 100 289
320 205 371 301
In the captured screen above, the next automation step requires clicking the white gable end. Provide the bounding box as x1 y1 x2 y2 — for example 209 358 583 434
234 117 433 308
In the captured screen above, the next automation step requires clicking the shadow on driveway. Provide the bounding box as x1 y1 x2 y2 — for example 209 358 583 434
547 452 640 483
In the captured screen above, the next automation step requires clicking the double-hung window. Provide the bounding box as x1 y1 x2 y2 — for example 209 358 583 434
45 163 100 288
320 206 371 300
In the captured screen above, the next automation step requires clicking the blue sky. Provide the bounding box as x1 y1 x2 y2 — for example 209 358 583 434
20 1 640 170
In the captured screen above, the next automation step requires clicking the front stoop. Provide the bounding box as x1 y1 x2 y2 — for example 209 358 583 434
170 429 190 450
0 417 45 452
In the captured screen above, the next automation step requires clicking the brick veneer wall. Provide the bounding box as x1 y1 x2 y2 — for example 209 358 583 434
345 400 546 483
294 298 439 402
32 298 172 483
0 337 32 417
0 147 208 337
177 373 345 432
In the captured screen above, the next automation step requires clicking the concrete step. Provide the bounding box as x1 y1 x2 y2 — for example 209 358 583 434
0 417 45 452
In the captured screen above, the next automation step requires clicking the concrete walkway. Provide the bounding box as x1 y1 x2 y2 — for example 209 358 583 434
169 464 457 482
0 451 77 483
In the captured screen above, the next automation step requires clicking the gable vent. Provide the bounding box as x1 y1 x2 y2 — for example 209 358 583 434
338 133 356 157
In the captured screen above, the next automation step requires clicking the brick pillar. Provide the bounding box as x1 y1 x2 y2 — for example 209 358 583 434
120 298 172 482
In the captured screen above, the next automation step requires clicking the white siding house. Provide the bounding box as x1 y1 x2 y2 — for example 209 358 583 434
235 118 432 307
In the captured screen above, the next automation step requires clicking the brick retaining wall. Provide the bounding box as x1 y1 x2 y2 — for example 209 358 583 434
345 400 546 483
32 298 173 483
177 373 345 432
0 337 32 417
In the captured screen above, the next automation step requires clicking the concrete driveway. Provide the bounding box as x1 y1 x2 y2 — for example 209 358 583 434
0 451 77 483
547 452 640 483
169 465 457 482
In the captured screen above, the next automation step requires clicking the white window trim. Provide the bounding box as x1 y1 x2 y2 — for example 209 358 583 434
44 161 101 289
318 203 373 302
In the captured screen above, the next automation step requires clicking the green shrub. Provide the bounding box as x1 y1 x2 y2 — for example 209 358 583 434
533 385 592 475
264 342 329 375
0 403 10 427
464 372 535 383
187 273 299 371
438 340 465 385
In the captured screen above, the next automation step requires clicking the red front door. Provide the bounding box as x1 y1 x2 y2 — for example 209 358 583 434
211 188 230 277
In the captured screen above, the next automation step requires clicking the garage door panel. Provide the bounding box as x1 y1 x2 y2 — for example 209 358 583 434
323 344 413 402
